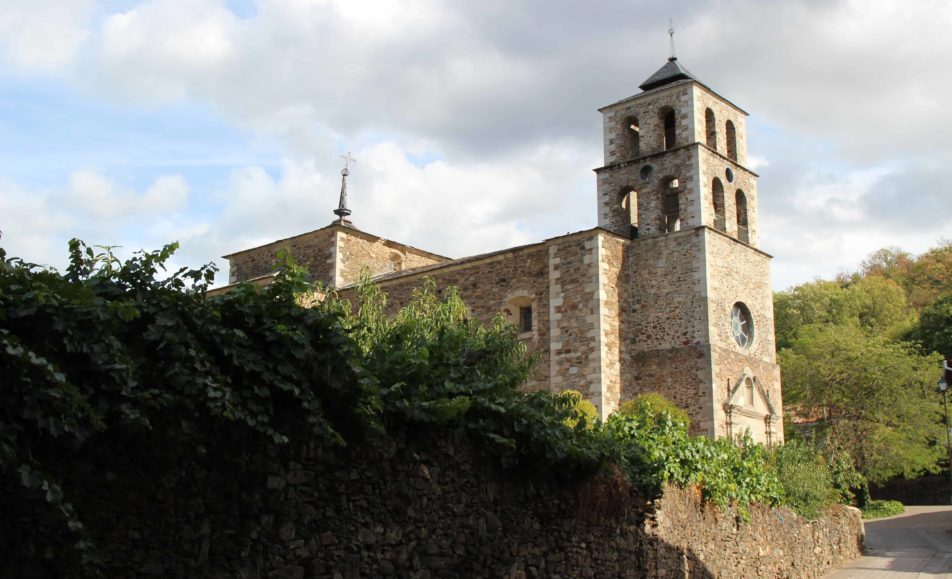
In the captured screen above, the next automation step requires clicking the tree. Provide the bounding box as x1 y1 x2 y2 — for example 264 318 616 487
774 276 913 349
774 281 858 349
912 293 952 358
907 241 952 309
847 275 916 340
860 247 914 287
780 324 944 483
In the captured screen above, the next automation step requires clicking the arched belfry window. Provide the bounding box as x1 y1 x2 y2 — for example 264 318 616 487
736 190 749 243
705 108 717 149
726 120 737 161
623 116 640 159
619 187 639 238
662 177 680 233
712 178 726 232
662 109 677 150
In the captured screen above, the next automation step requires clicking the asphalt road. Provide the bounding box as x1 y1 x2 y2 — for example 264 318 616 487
826 506 952 578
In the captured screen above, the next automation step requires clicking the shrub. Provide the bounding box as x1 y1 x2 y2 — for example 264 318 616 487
605 398 781 516
862 499 904 519
771 440 839 518
826 445 869 507
559 390 599 430
615 392 690 429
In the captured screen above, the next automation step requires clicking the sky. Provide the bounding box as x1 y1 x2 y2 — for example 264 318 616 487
1 0 949 290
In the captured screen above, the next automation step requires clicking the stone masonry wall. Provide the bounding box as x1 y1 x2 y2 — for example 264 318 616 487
337 229 446 288
698 146 759 246
626 228 709 353
226 228 337 285
691 85 748 166
704 228 783 443
648 484 863 578
600 82 695 166
597 232 627 416
597 146 702 240
623 228 714 434
29 429 862 578
225 226 447 289
337 231 613 409
341 242 554 393
547 233 603 411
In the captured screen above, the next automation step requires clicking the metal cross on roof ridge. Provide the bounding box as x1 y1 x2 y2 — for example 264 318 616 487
668 18 677 60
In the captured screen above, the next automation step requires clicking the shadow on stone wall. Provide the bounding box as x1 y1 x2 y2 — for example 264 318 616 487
0 426 859 578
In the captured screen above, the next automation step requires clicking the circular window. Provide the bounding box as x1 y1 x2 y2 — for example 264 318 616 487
730 302 754 349
725 167 734 183
639 165 653 181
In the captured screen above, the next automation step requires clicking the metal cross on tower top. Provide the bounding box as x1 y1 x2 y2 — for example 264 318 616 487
341 151 357 175
668 18 677 61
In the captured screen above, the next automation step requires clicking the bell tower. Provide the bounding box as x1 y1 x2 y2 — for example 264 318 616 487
595 57 758 246
596 54 782 443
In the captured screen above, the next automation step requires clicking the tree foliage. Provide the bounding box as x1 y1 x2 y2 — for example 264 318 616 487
776 241 952 484
780 324 943 483
770 440 839 518
615 392 691 430
559 390 600 430
911 293 952 358
859 240 952 310
604 410 782 517
774 276 914 349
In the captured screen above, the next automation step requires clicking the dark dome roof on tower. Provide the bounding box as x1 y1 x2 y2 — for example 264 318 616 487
639 57 697 91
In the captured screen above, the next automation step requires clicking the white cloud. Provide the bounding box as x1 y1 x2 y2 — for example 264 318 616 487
0 171 196 271
760 162 947 290
193 138 594 284
0 0 93 72
67 170 189 218
98 0 239 101
0 178 73 267
791 166 896 223
3 0 951 291
747 155 769 172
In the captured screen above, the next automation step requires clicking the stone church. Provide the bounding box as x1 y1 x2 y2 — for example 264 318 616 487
218 56 784 444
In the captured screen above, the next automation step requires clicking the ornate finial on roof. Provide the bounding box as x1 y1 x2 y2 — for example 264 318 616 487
668 18 677 61
333 151 356 225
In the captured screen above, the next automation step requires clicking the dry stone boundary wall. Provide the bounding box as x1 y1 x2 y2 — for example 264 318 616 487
18 430 864 578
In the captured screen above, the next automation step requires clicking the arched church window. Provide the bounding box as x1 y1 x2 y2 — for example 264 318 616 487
705 108 717 149
712 178 726 232
662 177 680 233
726 120 737 161
619 186 638 238
663 109 677 150
623 116 640 159
735 190 749 243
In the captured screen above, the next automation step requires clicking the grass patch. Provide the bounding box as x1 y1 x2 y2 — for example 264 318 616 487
862 499 904 519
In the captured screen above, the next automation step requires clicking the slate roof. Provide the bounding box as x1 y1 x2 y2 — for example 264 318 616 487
638 57 697 91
